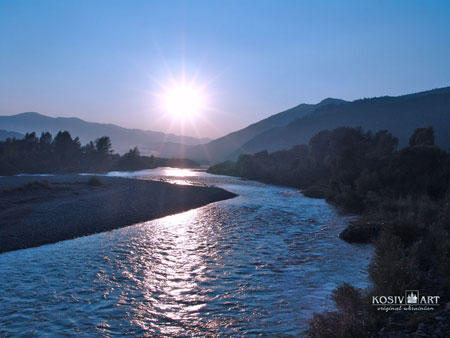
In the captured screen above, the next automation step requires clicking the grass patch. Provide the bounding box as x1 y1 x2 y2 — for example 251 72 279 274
2 180 53 193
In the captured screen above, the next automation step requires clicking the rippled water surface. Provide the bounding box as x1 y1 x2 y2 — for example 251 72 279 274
0 168 372 337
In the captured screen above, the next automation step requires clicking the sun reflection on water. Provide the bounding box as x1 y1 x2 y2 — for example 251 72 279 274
162 168 197 177
122 208 224 336
159 168 203 186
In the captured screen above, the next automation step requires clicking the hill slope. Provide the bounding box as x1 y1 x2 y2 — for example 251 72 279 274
185 98 346 163
232 87 450 157
0 113 210 155
0 130 23 141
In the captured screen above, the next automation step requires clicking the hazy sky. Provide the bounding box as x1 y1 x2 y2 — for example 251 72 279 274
1 0 449 139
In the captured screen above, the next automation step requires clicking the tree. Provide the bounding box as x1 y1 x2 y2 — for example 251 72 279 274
24 132 38 143
116 146 142 170
39 132 52 146
95 136 113 156
93 136 113 169
82 141 96 155
409 126 434 147
53 131 81 168
128 146 140 157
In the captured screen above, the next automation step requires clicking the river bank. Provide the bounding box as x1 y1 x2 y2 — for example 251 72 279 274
0 175 237 253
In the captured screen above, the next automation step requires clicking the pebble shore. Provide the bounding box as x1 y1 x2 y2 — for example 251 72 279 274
0 175 237 253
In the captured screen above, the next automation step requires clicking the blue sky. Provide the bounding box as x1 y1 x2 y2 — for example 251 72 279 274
1 0 449 138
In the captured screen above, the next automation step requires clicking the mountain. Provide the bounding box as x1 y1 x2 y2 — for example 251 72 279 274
231 86 450 158
185 98 346 163
0 113 210 155
0 130 23 141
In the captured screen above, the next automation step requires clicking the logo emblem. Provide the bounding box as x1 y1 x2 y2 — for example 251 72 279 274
406 290 419 304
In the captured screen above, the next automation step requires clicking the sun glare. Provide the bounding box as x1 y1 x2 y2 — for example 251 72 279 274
162 84 205 119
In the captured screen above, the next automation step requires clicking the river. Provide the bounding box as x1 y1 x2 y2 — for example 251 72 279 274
0 168 372 337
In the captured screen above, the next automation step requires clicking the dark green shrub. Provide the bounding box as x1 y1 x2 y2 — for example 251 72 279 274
2 180 53 193
369 231 426 296
307 284 378 338
87 176 102 186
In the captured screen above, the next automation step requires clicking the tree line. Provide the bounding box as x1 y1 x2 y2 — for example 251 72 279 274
208 126 450 336
0 131 199 175
209 126 449 212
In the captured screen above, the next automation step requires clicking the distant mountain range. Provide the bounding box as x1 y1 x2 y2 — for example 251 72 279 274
184 98 347 162
230 86 450 158
184 86 450 162
0 113 210 155
2 86 449 162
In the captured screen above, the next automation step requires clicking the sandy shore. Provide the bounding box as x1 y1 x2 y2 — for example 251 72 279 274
0 175 237 253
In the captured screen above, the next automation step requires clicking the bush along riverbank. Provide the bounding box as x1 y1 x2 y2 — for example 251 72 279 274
208 126 450 337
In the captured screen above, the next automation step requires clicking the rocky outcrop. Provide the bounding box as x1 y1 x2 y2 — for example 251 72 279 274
339 221 386 243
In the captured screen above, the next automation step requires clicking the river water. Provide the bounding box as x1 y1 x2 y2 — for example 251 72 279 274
0 168 372 337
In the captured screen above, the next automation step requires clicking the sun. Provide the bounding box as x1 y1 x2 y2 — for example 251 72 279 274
162 83 205 119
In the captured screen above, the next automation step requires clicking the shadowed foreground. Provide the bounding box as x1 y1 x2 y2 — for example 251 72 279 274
0 175 237 253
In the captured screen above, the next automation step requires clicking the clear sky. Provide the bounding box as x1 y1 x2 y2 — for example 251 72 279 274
1 0 449 139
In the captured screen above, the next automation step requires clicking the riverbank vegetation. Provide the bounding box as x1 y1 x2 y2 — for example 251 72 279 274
0 131 199 175
208 126 450 336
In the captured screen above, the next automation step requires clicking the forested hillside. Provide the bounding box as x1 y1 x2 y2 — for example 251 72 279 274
231 87 450 159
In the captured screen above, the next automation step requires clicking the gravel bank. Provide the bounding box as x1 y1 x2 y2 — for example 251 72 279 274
0 175 237 253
